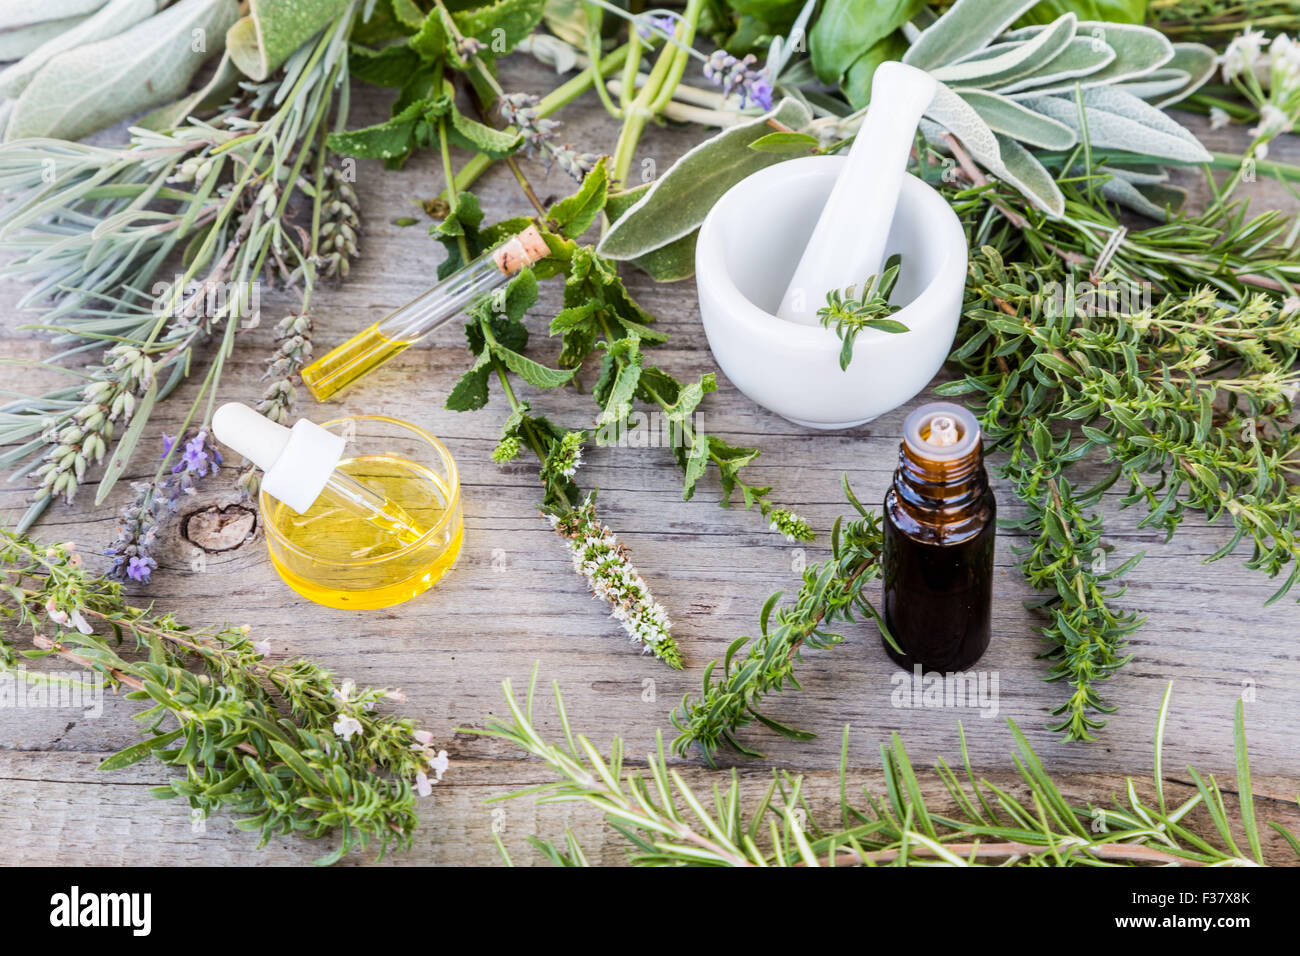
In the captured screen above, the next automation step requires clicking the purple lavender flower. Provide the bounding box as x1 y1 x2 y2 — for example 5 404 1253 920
636 13 677 40
702 50 774 110
107 429 223 586
105 479 165 586
126 555 155 583
180 430 220 476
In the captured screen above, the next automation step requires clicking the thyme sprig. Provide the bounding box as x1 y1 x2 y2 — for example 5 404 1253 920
935 170 1300 739
475 674 1298 867
0 533 445 865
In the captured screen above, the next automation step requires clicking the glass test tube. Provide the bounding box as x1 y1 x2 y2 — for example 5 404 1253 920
301 225 549 401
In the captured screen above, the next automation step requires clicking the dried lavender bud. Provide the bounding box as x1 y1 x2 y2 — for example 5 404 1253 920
702 49 774 110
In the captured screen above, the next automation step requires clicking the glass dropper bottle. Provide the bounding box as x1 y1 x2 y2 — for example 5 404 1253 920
300 225 549 402
881 402 996 673
212 402 428 546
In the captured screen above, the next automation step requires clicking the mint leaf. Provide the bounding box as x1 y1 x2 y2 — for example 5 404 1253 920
327 99 423 160
491 344 576 389
446 353 492 411
447 104 523 159
350 44 423 87
594 336 642 424
547 157 609 238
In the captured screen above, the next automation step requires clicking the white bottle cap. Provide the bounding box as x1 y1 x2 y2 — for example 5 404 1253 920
212 403 345 513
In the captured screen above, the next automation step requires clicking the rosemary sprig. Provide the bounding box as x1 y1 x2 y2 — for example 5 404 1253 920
671 476 888 763
0 533 445 864
474 673 1298 867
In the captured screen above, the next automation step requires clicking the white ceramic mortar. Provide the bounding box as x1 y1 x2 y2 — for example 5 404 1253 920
695 155 967 429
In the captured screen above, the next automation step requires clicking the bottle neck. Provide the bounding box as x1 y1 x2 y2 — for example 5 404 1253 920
891 437 989 536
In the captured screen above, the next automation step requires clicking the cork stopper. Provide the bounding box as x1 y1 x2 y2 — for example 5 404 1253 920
493 224 549 275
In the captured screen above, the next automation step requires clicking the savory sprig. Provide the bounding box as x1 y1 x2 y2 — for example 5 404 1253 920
0 533 445 864
817 254 909 371
475 674 1297 867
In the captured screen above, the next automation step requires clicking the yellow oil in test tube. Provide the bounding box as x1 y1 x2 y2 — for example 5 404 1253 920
301 225 549 401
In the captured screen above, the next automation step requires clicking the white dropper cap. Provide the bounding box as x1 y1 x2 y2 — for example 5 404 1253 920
212 402 345 513
776 61 937 325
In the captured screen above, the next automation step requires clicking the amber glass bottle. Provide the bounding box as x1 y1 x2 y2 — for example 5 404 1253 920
882 402 995 672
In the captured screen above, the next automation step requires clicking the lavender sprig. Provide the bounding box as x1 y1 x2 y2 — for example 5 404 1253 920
551 497 682 669
702 50 773 110
498 92 599 182
104 430 223 586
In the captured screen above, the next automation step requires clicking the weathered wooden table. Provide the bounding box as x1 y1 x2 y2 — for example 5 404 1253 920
3 59 1298 865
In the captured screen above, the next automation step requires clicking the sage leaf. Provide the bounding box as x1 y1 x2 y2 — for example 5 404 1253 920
993 37 1116 94
0 12 94 61
226 0 350 81
1096 173 1184 220
1146 42 1216 108
1115 68 1190 103
0 0 159 99
0 0 105 29
1022 87 1211 163
922 83 1065 214
930 13 1075 88
596 97 811 260
626 231 698 282
5 0 238 143
1064 21 1173 88
903 0 1040 72
957 89 1077 150
1007 21 1171 96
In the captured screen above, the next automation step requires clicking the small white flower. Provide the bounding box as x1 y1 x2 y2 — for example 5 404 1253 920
428 749 449 781
252 639 271 656
68 609 93 635
45 600 69 627
1209 106 1231 130
415 771 433 797
331 679 357 704
1221 28 1267 82
333 715 363 740
1252 102 1293 139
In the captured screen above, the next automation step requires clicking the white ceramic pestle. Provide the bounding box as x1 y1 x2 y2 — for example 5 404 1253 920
775 61 937 326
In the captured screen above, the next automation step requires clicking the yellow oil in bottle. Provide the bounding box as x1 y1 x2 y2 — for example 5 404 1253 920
301 323 412 402
264 455 462 610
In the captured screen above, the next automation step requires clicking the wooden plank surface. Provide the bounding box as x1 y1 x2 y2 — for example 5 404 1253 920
1 57 1298 866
